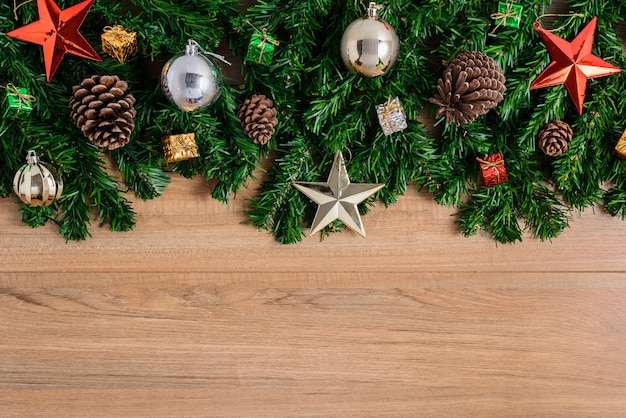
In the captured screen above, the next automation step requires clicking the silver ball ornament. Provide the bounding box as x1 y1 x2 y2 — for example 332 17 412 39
13 150 63 207
161 40 222 112
340 2 400 78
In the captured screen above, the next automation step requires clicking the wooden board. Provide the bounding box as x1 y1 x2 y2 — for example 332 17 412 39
2 171 626 416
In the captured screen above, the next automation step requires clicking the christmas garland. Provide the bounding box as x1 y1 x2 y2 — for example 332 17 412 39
1 0 626 243
240 0 626 243
1 0 258 240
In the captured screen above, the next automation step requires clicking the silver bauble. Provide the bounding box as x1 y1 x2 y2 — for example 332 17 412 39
161 40 222 112
340 2 400 78
13 150 63 207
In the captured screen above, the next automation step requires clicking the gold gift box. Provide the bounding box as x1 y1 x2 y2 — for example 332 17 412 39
101 25 138 63
162 133 200 163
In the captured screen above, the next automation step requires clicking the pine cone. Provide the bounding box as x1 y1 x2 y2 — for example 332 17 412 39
538 120 572 157
69 75 136 150
238 94 278 145
430 51 506 125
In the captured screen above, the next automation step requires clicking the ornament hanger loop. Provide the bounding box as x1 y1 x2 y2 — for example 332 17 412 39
342 147 353 165
245 20 276 40
535 12 584 33
186 39 232 66
26 149 39 165
12 0 33 20
367 3 383 18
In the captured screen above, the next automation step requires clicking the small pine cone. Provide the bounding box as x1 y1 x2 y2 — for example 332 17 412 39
538 120 573 157
237 94 278 145
69 75 136 150
430 51 507 125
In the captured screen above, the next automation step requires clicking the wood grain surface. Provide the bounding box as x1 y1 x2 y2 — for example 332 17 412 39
2 0 626 416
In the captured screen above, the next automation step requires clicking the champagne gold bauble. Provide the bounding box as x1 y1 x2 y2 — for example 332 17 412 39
13 150 63 207
340 2 400 78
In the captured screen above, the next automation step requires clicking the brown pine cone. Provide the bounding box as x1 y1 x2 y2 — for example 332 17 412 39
538 120 573 157
430 51 507 125
237 94 278 145
69 75 136 150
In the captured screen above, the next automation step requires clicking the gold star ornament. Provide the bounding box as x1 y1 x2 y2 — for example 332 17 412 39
294 151 385 237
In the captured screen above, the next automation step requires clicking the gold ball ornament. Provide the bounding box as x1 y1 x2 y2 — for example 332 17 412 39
340 2 400 78
13 150 63 207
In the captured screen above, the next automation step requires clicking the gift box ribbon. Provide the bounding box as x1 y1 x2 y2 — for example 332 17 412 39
379 96 404 129
103 25 135 44
477 155 506 185
163 133 199 163
490 2 521 32
102 25 137 63
246 21 280 64
1 83 35 113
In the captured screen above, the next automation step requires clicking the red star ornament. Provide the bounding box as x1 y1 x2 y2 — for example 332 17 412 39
529 17 621 115
7 0 101 82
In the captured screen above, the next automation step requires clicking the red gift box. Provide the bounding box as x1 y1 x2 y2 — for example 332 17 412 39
477 152 508 187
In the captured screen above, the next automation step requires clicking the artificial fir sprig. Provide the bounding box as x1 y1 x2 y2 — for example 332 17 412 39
534 10 622 210
549 2 626 213
424 0 560 243
420 0 626 243
93 0 231 55
95 0 262 204
3 0 626 244
1 0 250 239
242 0 436 243
248 138 314 244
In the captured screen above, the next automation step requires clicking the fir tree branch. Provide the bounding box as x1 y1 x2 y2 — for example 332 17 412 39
247 138 313 244
1 0 244 239
4 0 626 244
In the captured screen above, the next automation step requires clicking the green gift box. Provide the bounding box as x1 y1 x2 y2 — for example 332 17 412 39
246 28 279 66
494 2 523 29
3 86 34 119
